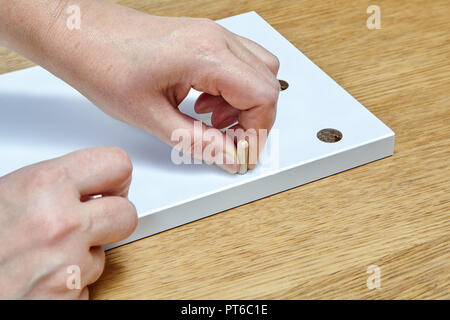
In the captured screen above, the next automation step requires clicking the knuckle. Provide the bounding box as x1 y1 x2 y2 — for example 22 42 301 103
189 20 228 59
196 17 213 24
43 212 82 243
195 17 219 29
21 164 81 244
269 54 280 73
102 146 133 176
27 164 68 189
193 37 226 59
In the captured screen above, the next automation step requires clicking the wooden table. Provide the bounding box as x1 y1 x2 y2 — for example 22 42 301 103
1 0 448 299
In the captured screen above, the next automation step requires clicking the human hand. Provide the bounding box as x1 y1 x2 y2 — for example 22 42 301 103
1 0 280 173
0 147 137 299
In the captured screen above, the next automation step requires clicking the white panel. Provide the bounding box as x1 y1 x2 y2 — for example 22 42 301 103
0 12 394 249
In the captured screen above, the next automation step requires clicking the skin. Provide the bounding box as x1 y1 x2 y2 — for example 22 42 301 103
0 0 280 298
0 147 137 299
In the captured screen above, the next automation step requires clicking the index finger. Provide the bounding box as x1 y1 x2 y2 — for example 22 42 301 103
191 53 279 170
192 53 279 131
56 146 133 198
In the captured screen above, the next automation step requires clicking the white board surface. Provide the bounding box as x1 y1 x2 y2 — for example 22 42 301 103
0 12 394 249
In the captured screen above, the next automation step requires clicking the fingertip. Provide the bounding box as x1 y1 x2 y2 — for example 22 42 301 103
216 162 239 174
62 146 134 198
84 196 138 246
216 149 239 174
121 199 138 237
103 146 133 179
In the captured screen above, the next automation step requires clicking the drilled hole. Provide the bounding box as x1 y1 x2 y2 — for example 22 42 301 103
317 128 343 143
278 79 289 91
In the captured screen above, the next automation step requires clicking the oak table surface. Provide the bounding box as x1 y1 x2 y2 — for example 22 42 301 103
0 0 448 299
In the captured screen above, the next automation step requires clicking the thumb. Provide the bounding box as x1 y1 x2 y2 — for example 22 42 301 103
154 101 240 174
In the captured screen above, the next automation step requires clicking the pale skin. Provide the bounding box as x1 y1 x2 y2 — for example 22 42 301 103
0 0 280 299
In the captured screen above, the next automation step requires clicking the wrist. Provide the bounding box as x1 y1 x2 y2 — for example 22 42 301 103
0 0 108 91
0 0 70 51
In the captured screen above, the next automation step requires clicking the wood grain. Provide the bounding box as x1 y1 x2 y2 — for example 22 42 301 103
1 0 449 299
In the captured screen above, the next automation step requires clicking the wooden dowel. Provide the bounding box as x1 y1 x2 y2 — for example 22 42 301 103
237 140 249 175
